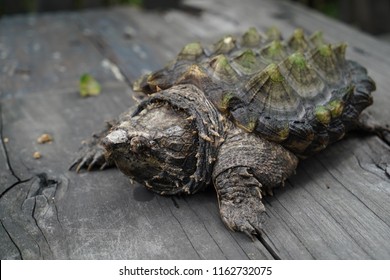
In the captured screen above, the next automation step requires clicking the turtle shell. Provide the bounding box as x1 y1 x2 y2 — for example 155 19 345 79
133 27 375 157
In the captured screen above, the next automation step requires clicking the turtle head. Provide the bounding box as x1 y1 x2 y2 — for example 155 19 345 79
102 101 198 195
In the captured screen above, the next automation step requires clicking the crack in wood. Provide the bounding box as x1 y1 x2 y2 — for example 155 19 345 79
316 157 390 228
0 103 21 181
0 178 33 200
227 230 255 260
31 197 54 259
0 102 34 199
0 219 23 259
271 195 315 259
298 168 373 258
256 233 281 260
171 196 180 208
51 181 64 230
185 198 228 259
355 153 390 181
166 203 202 259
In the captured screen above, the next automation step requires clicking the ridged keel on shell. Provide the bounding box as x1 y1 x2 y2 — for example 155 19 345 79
133 27 375 156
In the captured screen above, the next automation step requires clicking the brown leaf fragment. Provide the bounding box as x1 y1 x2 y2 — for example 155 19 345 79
37 133 53 144
33 151 41 159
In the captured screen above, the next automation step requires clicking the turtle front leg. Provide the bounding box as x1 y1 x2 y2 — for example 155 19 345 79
214 166 266 239
212 127 298 238
70 120 117 172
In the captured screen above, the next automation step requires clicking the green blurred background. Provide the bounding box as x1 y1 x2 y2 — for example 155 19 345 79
1 0 389 36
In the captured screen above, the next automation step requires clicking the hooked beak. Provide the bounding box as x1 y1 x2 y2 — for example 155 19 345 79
101 129 151 155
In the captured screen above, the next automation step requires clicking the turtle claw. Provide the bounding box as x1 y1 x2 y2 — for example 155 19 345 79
69 158 81 171
215 166 268 240
243 229 256 241
87 150 106 171
70 141 111 172
219 195 266 241
70 120 118 172
99 162 109 170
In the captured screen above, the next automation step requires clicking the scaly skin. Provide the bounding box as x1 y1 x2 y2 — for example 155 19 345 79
213 125 298 237
72 84 298 237
70 120 117 172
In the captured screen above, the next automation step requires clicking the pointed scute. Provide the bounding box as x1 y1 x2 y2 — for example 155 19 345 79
327 99 344 118
281 52 325 99
133 67 174 94
178 42 204 60
333 43 347 63
288 28 309 51
235 49 257 63
288 52 307 70
267 63 284 82
133 74 147 92
132 28 372 156
309 44 341 83
242 27 262 47
314 105 332 125
177 64 209 87
244 63 302 117
209 54 239 82
266 26 282 41
260 40 287 62
232 49 265 75
310 31 325 47
212 35 236 55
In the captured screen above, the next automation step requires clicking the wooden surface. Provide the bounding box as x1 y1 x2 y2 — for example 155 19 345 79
1 0 389 260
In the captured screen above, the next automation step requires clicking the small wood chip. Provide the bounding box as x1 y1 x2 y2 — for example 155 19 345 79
33 151 41 159
37 133 53 144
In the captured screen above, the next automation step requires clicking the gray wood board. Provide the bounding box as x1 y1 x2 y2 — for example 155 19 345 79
0 10 271 259
1 0 389 259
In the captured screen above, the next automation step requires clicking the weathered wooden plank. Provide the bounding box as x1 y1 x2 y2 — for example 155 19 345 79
0 105 19 197
65 8 275 259
1 0 389 260
0 81 134 259
72 1 390 259
211 0 389 259
0 80 272 259
268 139 390 259
0 13 122 98
0 12 273 258
169 0 390 259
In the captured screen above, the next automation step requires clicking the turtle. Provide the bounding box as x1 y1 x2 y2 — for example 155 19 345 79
71 27 389 238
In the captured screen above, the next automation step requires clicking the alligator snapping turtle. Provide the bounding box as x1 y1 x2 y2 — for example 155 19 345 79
71 27 389 238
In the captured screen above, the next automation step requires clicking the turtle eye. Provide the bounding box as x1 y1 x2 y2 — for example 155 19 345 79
130 136 149 153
